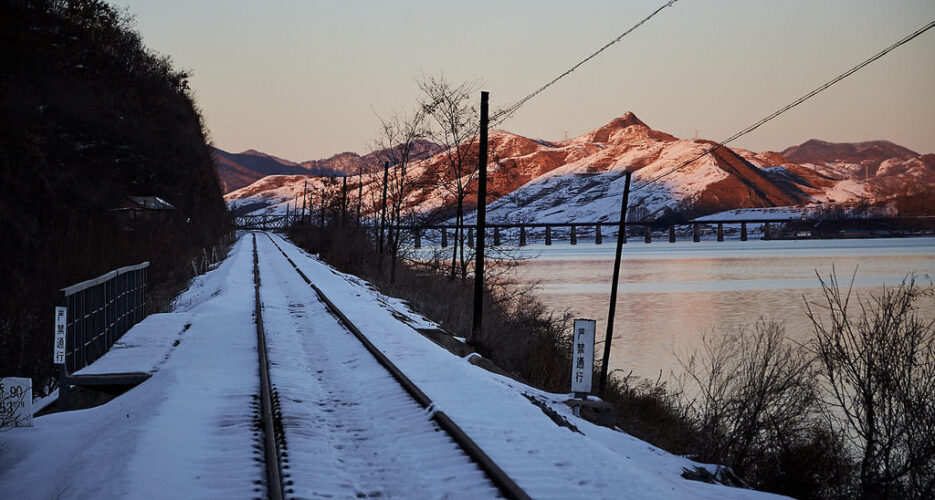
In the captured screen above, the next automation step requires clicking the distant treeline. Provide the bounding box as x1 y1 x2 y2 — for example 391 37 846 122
0 0 230 390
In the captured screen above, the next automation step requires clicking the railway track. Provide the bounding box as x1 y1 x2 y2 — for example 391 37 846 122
250 232 531 500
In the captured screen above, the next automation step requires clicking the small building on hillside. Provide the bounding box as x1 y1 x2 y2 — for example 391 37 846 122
110 196 175 221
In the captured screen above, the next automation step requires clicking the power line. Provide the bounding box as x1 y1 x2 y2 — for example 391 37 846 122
631 18 935 193
490 0 680 127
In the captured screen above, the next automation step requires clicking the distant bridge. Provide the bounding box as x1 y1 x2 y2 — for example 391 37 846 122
234 214 293 231
235 213 935 246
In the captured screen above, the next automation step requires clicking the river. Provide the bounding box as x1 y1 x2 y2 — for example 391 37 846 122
508 237 935 383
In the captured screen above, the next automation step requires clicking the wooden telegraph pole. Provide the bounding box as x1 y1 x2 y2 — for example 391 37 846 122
341 176 348 224
471 91 489 340
356 171 363 226
598 170 631 397
379 161 389 255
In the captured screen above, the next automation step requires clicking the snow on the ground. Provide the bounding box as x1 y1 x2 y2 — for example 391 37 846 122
0 237 264 499
72 312 195 376
255 235 499 498
2 232 786 499
267 232 785 500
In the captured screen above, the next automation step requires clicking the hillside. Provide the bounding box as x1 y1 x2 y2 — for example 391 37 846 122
0 0 229 389
226 112 934 220
213 139 437 193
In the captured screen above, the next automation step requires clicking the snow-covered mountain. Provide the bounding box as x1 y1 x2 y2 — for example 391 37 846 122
213 140 437 194
225 113 934 220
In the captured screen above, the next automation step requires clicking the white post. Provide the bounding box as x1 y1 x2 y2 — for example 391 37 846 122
1 377 33 427
571 319 596 398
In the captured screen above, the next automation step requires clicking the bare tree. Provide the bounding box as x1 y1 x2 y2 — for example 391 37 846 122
676 320 817 482
807 273 935 499
372 106 429 284
418 75 481 280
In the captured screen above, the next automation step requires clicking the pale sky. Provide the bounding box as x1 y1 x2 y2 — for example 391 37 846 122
113 0 934 161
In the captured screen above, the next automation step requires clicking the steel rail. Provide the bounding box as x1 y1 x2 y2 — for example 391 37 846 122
262 232 532 500
252 233 285 500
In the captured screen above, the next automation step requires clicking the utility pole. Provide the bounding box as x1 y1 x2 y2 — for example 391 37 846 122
341 176 348 224
598 170 631 397
356 171 363 226
301 180 308 224
319 187 325 228
472 91 489 340
379 161 389 255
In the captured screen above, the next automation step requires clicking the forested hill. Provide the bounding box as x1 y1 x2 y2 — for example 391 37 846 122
0 0 229 388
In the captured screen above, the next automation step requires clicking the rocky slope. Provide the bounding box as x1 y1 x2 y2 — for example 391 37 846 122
225 113 934 220
214 140 437 193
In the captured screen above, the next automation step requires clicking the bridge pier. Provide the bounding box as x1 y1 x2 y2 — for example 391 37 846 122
468 227 474 248
570 225 577 245
645 226 651 244
741 222 748 241
493 227 501 246
764 222 771 240
519 226 527 246
693 223 700 242
441 228 448 247
595 224 602 244
717 223 724 242
545 226 552 245
668 225 676 243
414 228 421 249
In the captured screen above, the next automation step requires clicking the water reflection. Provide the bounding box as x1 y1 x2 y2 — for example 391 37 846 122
511 238 935 382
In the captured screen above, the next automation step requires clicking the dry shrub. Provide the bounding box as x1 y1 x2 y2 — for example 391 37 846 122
808 273 935 499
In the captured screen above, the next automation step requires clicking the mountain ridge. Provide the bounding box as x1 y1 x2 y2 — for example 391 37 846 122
224 113 934 219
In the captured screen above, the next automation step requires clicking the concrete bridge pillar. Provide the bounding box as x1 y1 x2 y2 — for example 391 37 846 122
717 223 724 242
595 224 602 244
468 227 474 248
519 226 527 246
414 228 421 249
545 226 552 245
644 226 651 244
441 228 448 247
493 227 501 246
764 222 771 240
741 222 748 241
693 223 700 242
570 225 577 245
668 225 676 243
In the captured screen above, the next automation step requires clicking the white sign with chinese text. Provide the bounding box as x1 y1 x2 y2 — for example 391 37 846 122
571 319 595 395
1 377 33 427
54 306 67 365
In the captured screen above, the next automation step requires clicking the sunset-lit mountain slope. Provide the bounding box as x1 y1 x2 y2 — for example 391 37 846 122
224 113 934 219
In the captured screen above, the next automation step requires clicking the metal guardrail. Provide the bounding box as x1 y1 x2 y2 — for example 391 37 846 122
60 262 149 374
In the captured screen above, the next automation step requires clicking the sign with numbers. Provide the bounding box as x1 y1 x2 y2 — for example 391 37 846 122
1 377 33 427
54 306 66 365
571 319 595 395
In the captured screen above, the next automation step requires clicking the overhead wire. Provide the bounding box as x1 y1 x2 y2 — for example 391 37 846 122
629 18 935 193
490 0 679 128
